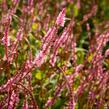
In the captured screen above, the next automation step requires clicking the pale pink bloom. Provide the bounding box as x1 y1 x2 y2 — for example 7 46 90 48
71 35 77 65
75 64 84 73
2 36 10 46
50 51 58 66
45 99 53 107
2 27 10 47
105 49 109 57
28 0 33 6
56 8 66 27
8 90 19 109
96 32 109 51
16 28 23 41
12 0 19 5
77 0 81 9
42 27 56 45
34 51 45 67
86 23 90 31
23 98 29 109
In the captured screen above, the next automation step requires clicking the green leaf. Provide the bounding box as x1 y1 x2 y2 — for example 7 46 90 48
52 98 66 109
32 23 38 30
73 5 79 17
35 70 44 80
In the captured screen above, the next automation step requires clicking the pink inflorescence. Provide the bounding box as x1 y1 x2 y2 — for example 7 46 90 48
56 8 66 27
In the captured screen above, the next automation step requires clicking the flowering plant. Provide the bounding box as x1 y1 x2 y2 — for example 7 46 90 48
0 0 109 109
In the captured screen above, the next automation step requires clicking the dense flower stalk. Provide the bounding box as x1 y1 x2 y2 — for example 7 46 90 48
34 26 57 67
56 8 66 27
8 90 19 109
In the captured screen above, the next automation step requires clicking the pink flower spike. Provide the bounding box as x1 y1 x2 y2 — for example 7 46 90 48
56 8 66 27
28 0 33 7
77 0 81 10
23 98 29 109
16 28 23 41
2 36 10 46
50 51 57 66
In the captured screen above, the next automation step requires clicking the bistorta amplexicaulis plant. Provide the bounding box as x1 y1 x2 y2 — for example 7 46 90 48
0 0 109 109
